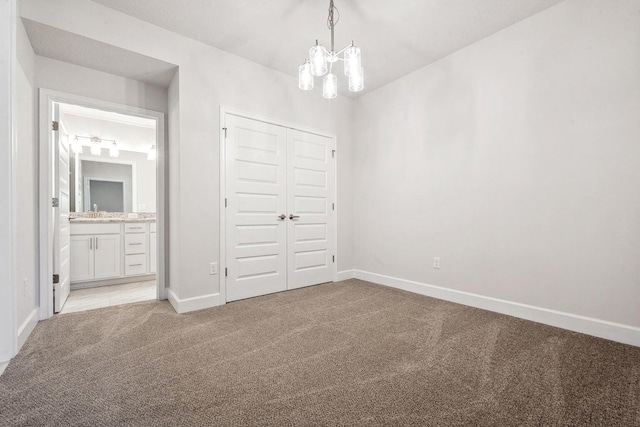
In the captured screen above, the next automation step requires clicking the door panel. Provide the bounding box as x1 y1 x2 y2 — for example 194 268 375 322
226 115 288 302
54 113 71 313
287 129 335 290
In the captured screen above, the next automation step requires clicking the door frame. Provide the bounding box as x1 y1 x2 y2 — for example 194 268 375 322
219 106 338 303
38 89 167 320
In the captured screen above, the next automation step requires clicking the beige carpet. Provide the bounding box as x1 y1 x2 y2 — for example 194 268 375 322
1 279 639 426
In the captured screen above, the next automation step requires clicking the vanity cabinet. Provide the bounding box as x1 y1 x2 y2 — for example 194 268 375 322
70 220 155 286
70 223 121 282
124 223 148 276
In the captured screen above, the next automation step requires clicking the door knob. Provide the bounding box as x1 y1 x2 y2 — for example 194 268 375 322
278 214 286 220
289 214 300 220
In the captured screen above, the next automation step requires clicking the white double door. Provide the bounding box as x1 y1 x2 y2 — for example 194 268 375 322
225 114 335 302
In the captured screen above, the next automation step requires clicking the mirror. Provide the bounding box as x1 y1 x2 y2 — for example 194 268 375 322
70 149 156 213
86 179 125 212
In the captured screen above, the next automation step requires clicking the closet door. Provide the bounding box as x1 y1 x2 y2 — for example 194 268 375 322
286 129 335 290
226 115 288 302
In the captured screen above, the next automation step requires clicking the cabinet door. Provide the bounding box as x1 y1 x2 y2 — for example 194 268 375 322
149 232 157 274
70 235 94 282
94 233 121 279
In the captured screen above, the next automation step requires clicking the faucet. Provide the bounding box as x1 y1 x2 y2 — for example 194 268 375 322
93 204 98 217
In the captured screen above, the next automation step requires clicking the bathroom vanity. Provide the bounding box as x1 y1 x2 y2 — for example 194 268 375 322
70 217 156 288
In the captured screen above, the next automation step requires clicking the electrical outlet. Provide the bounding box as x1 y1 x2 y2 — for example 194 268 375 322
23 279 28 296
433 257 441 269
209 262 218 275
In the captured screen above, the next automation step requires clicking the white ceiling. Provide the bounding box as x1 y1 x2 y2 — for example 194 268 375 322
22 19 178 88
60 103 156 153
88 0 564 95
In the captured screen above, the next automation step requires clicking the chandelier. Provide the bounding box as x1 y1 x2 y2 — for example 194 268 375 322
298 0 364 98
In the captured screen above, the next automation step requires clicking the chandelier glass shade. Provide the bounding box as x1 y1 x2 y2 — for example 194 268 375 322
298 0 364 98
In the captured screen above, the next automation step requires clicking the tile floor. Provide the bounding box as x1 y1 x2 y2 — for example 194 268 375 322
60 280 156 314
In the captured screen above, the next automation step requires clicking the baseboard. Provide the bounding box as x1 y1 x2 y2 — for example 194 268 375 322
336 270 355 281
353 270 640 347
17 308 39 351
71 274 156 290
168 289 224 314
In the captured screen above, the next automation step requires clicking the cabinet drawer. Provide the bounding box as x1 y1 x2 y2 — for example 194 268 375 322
124 233 147 255
71 223 120 235
124 254 147 276
124 223 148 233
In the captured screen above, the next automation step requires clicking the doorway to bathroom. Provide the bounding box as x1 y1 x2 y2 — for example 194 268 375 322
39 90 166 318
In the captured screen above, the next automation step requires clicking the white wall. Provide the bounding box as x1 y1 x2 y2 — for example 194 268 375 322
20 0 355 307
35 56 168 114
0 0 17 363
354 0 640 338
15 15 39 345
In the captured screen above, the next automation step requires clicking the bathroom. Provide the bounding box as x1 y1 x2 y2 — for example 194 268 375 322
56 102 159 314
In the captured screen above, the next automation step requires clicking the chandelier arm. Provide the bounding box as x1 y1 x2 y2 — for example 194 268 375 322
335 44 352 56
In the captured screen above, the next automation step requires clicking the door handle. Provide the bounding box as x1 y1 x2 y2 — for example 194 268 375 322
278 214 286 221
289 214 300 220
90 237 93 250
95 237 98 250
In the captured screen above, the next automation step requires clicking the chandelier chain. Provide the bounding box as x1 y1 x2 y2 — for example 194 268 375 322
327 0 340 30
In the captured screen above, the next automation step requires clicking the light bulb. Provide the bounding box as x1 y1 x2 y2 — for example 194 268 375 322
348 67 364 92
344 45 361 77
71 136 82 154
90 143 101 156
109 142 119 158
148 145 156 161
298 61 314 91
323 73 337 99
309 43 327 77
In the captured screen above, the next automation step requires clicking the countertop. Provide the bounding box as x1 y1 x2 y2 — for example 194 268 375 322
70 218 156 223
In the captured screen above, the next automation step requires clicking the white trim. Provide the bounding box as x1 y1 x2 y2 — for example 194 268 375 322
337 270 355 281
353 270 640 347
0 0 18 364
17 308 38 351
39 89 167 320
218 112 227 304
0 362 7 377
220 106 336 139
167 289 224 314
219 106 339 303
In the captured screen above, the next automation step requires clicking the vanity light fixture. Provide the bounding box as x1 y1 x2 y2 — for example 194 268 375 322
147 145 156 161
298 0 364 98
74 135 118 157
